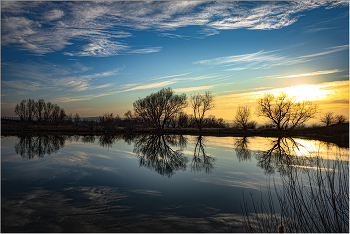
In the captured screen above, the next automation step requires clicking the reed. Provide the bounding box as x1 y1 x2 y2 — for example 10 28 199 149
241 151 349 233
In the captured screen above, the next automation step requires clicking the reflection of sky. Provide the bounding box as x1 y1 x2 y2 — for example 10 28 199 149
1 135 347 232
204 135 349 160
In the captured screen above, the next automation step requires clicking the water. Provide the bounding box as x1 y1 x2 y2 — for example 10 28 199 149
1 134 348 232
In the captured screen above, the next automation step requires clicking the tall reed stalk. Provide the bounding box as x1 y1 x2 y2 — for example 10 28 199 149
241 152 349 233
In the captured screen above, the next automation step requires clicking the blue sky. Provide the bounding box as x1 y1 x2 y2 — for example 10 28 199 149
1 1 349 121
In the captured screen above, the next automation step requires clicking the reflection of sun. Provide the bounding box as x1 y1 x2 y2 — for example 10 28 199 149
271 84 331 102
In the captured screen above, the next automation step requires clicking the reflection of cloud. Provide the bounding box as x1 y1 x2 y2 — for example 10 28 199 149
193 177 265 191
51 151 122 175
129 189 162 196
2 186 246 232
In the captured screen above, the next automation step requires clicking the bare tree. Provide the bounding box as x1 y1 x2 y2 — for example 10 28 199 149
99 112 117 130
334 114 348 124
133 88 187 131
26 99 36 121
36 99 45 121
320 111 335 126
74 113 80 125
44 102 54 122
14 100 27 121
256 92 318 133
190 91 214 131
177 112 188 128
234 106 252 130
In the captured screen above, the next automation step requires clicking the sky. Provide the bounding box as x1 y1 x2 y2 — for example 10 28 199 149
1 1 349 124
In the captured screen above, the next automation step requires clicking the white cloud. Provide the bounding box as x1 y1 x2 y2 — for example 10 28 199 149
194 44 349 70
128 47 162 54
173 86 214 93
45 9 64 21
125 81 176 92
2 1 347 56
1 61 124 93
273 69 343 79
63 39 129 57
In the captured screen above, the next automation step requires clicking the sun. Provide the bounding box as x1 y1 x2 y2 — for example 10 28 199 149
270 84 332 102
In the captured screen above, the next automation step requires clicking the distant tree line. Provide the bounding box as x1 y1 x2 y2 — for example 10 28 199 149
12 88 348 133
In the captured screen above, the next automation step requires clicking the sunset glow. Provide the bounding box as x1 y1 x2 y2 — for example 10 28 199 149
270 84 333 102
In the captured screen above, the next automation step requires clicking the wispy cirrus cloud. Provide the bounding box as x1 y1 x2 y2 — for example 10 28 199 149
125 81 176 92
173 85 214 93
272 69 343 79
128 47 162 54
194 44 349 70
1 61 124 93
2 1 347 56
50 80 177 103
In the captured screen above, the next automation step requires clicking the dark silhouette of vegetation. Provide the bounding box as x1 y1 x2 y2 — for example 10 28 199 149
190 91 215 131
99 112 121 130
320 111 335 126
133 88 187 131
320 112 348 126
256 92 318 133
14 99 68 125
335 114 348 124
7 90 348 140
133 134 188 178
191 136 216 174
241 152 349 233
234 106 255 130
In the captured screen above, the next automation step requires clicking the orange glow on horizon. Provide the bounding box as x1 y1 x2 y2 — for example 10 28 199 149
212 80 349 123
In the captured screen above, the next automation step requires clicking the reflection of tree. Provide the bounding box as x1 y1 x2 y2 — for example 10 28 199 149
256 137 314 175
191 136 215 174
133 135 188 178
242 154 349 233
234 137 251 162
99 134 116 149
98 134 140 149
81 135 95 144
14 134 67 159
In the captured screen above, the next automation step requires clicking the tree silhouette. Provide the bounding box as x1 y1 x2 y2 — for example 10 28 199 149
257 92 318 133
133 88 187 131
320 111 335 126
190 91 214 131
334 114 348 124
234 106 252 130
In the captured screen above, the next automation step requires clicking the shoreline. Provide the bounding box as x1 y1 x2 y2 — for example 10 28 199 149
2 121 348 148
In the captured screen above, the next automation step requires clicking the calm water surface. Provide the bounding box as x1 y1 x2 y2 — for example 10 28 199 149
1 134 348 232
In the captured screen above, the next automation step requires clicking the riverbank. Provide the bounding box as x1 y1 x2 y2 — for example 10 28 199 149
2 119 348 147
